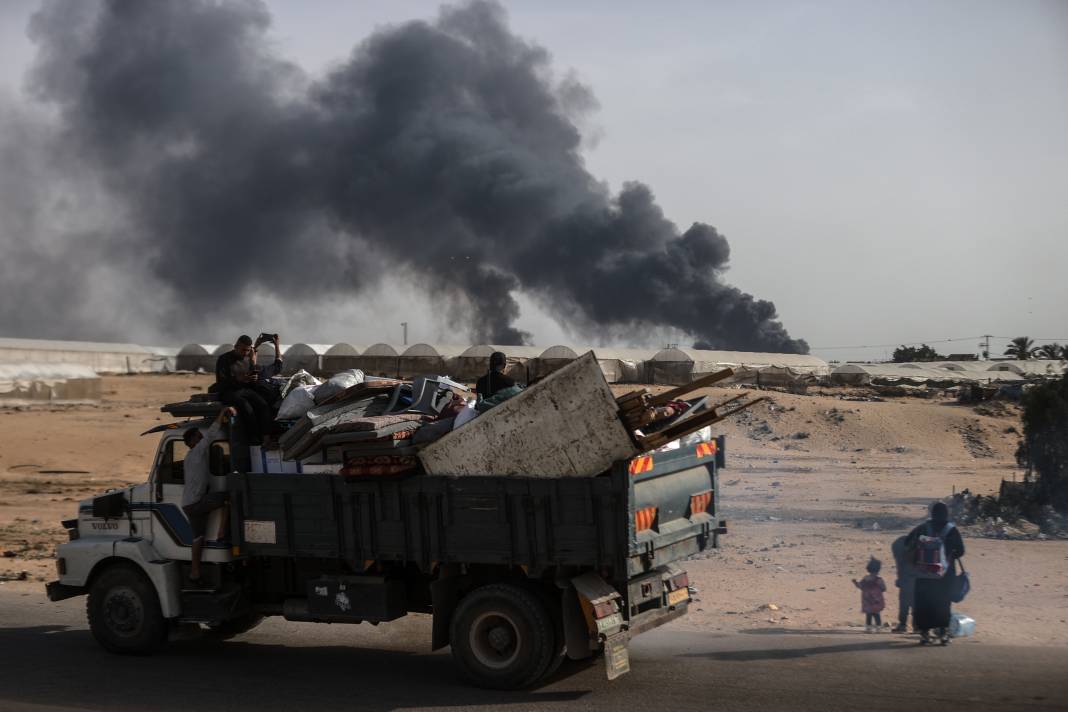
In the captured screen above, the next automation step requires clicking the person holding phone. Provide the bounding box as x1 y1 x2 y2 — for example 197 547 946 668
214 333 283 445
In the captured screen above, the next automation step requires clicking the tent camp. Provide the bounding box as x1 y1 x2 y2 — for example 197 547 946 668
142 346 178 372
0 337 156 374
648 348 829 386
529 345 579 380
452 345 543 383
282 344 332 375
0 363 101 402
353 343 404 378
176 344 220 372
321 343 363 375
986 359 1065 377
397 344 467 379
831 363 1025 386
590 348 656 383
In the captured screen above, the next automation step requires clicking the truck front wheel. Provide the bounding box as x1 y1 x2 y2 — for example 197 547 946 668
449 584 555 690
87 563 168 655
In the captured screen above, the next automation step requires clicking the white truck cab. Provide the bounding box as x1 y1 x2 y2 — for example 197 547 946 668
47 420 243 652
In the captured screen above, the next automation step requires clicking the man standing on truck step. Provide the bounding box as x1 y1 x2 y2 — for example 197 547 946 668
214 333 283 445
475 351 515 398
181 406 236 587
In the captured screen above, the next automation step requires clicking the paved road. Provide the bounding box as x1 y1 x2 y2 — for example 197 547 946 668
2 591 1066 711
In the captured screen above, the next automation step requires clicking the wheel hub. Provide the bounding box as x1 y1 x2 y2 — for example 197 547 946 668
104 586 144 636
469 612 522 670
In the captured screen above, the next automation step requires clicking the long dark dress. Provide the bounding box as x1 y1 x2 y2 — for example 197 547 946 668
905 520 965 631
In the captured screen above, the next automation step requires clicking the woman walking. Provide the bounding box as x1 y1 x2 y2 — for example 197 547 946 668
906 502 965 645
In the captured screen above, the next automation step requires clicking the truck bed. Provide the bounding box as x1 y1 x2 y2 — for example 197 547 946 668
225 437 724 582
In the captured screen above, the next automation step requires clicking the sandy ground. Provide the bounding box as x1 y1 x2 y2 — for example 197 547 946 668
2 375 1066 648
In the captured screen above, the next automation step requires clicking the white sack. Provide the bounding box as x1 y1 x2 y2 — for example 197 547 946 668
280 369 320 399
313 369 364 404
277 385 318 420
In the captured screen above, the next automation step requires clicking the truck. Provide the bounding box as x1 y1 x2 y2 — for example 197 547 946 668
47 410 728 689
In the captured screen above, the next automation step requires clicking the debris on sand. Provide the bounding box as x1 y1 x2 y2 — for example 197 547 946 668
958 423 994 458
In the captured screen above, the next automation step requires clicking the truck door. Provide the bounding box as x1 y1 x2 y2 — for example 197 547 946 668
149 432 233 563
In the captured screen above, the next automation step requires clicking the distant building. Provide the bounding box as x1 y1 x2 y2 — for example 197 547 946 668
945 353 978 361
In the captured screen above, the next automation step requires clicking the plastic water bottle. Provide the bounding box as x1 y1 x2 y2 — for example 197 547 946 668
949 613 975 638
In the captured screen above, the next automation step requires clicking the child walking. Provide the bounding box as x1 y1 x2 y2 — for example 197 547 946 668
853 557 887 632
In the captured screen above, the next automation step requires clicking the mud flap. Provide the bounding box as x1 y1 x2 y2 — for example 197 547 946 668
604 631 631 680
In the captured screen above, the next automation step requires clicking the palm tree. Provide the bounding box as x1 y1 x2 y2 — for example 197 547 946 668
1004 336 1036 360
1037 343 1063 360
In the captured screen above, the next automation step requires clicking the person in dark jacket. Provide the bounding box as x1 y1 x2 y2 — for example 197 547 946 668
890 535 917 632
905 501 965 645
475 351 515 398
214 334 283 445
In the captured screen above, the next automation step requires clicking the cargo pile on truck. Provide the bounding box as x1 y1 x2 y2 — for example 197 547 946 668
163 351 763 480
50 349 765 689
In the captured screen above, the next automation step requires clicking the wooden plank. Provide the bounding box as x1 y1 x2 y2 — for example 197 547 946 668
650 368 735 406
638 397 766 450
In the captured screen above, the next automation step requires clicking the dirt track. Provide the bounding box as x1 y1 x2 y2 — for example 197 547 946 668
1 375 1066 647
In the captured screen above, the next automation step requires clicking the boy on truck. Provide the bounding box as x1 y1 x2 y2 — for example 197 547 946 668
182 406 236 587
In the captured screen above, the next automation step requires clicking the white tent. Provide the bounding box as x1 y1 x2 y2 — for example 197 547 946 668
142 346 179 373
176 344 220 372
0 337 156 374
282 343 332 375
397 343 467 379
353 343 404 378
0 363 101 402
831 363 1025 386
530 345 579 380
649 348 829 386
321 343 364 375
589 347 657 383
453 345 543 383
987 359 1065 377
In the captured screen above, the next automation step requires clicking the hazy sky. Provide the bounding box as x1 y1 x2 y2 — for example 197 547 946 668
1 0 1065 361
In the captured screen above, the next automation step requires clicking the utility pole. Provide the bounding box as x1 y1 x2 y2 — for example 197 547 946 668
401 322 408 346
979 334 992 360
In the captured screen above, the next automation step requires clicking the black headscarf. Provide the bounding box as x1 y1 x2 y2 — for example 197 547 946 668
930 501 949 525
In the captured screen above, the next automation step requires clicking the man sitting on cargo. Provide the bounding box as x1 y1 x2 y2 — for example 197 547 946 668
475 351 515 398
181 406 236 587
214 333 283 445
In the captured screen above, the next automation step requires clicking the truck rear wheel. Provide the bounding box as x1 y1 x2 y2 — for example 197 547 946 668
450 584 555 690
87 563 168 655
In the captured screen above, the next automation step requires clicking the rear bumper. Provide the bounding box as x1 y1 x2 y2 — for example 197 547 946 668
46 581 85 602
627 600 689 638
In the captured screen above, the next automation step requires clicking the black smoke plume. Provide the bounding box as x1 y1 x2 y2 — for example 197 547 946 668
2 0 808 353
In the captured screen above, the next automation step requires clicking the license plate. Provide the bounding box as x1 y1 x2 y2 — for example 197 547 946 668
596 612 623 633
667 587 689 607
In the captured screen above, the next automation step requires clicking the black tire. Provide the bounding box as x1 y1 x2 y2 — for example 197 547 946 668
86 563 168 655
205 614 264 641
450 584 555 690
